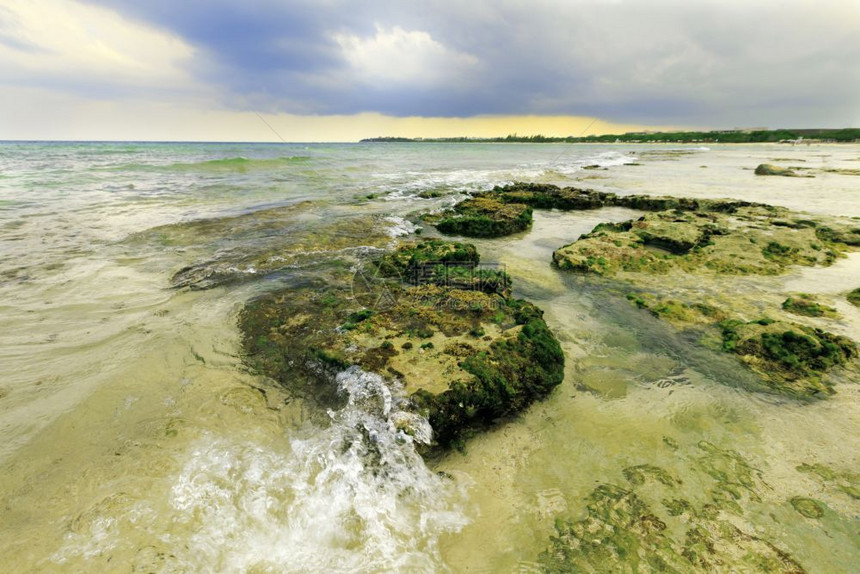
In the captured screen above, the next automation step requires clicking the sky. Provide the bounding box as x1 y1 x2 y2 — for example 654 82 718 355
0 0 858 141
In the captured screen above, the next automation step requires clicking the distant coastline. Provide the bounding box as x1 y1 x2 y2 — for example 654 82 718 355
361 128 860 144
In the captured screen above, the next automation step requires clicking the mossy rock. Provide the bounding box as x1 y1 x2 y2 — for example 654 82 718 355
377 239 480 274
488 182 618 210
814 226 860 247
238 241 564 451
553 206 843 277
487 182 763 214
430 196 533 237
719 319 856 397
755 163 808 177
782 295 838 318
377 239 510 296
847 288 860 307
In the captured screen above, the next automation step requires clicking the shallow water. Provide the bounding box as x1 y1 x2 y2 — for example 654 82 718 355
0 141 857 572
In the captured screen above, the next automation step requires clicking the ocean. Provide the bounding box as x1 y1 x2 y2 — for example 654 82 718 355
1 141 858 572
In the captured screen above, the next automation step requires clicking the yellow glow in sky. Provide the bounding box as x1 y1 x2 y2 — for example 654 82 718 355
0 87 661 141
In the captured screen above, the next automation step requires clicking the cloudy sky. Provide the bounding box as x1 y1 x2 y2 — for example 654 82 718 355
1 0 857 141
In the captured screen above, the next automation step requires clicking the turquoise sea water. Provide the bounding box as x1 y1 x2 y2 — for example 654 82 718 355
0 141 858 572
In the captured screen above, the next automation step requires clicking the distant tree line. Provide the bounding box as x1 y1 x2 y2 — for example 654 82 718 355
361 128 860 144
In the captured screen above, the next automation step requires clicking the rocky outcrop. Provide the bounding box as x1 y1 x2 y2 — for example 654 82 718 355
782 295 838 318
755 163 808 177
552 206 840 277
239 239 564 451
427 182 772 238
425 196 532 237
719 318 855 397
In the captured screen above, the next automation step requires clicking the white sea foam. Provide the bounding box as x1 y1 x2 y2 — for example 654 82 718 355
165 367 466 572
374 150 639 201
384 215 421 237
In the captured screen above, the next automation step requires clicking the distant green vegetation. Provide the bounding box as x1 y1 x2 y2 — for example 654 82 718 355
362 128 860 144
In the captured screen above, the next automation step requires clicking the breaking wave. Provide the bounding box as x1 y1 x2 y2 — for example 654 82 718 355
168 367 467 571
52 367 468 571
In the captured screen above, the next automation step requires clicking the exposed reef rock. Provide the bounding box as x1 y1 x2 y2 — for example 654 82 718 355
507 182 860 398
376 239 511 297
755 163 803 177
624 292 856 397
781 295 838 318
427 182 773 239
488 181 711 213
424 196 532 237
487 182 619 210
239 238 564 451
718 319 855 397
552 206 846 277
423 182 859 398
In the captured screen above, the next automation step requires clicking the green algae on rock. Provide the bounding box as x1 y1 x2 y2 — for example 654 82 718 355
755 163 810 177
539 185 858 398
719 319 856 397
848 288 860 307
239 240 563 450
796 463 860 500
487 182 619 210
789 497 825 519
427 196 533 237
539 441 807 573
552 206 842 277
621 291 855 398
376 239 511 296
781 295 838 318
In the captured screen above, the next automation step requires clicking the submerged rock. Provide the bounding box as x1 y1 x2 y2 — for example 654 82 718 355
129 202 397 290
790 497 824 519
238 238 564 451
796 462 860 500
539 442 808 573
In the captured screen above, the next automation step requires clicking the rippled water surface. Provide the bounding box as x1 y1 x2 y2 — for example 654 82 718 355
0 141 858 572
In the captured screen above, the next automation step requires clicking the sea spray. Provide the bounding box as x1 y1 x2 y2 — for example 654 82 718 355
166 367 466 572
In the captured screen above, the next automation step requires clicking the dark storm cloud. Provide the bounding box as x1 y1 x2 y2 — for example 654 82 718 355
79 0 860 126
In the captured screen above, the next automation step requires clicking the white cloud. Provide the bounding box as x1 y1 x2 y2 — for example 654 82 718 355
0 0 198 91
332 25 479 88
